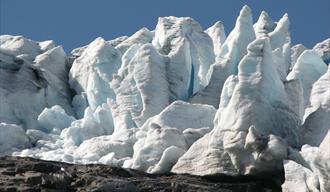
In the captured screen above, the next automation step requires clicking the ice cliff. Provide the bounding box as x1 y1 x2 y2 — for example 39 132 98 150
0 5 329 192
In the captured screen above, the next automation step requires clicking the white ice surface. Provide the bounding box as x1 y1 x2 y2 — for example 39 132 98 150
190 5 255 108
0 6 328 183
301 66 330 146
69 37 121 111
173 37 299 176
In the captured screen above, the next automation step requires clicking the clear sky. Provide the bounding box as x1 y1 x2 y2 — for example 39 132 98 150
1 0 329 52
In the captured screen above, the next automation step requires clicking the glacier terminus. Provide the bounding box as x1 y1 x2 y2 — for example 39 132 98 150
0 5 329 192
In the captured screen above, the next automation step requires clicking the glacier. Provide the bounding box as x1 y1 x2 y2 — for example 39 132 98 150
0 5 329 192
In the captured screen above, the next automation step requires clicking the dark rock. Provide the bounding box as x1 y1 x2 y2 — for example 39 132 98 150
0 156 282 191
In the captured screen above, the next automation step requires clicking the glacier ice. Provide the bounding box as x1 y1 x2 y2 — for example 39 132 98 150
287 51 327 108
152 16 215 97
69 37 121 111
0 123 31 155
61 100 114 146
283 130 330 192
129 101 216 173
291 44 307 67
38 105 76 133
313 38 330 64
0 36 73 129
269 13 291 75
115 27 153 54
301 66 330 146
111 44 169 127
253 11 276 38
172 37 300 176
206 21 226 58
190 5 256 108
0 35 42 62
282 160 320 192
0 5 329 191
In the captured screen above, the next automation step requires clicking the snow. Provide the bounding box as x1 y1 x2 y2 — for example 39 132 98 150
0 6 328 187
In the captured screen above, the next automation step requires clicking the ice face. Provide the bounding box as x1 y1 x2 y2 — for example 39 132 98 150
301 66 330 146
111 44 169 128
69 37 121 111
0 5 328 186
0 36 73 129
173 37 300 176
190 5 256 108
287 50 327 109
152 16 215 96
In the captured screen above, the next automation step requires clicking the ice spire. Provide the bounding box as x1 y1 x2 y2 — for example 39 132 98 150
173 37 299 176
206 21 226 58
217 5 256 74
190 5 255 108
253 11 276 37
269 13 291 73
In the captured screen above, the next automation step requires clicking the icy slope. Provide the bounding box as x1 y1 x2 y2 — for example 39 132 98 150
0 5 329 192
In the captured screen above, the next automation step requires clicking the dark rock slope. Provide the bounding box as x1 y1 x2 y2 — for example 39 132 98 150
0 156 281 192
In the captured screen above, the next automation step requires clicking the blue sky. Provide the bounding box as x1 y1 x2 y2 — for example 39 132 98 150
1 0 329 52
